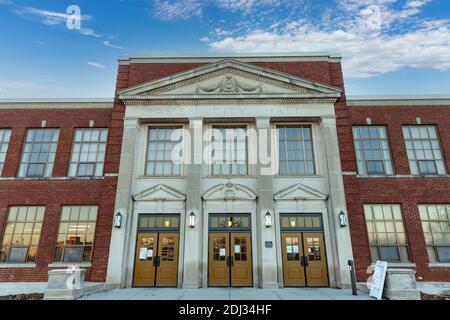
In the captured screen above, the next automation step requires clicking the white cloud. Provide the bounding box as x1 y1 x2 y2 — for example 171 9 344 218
103 40 123 49
208 0 450 78
87 61 107 69
153 0 204 20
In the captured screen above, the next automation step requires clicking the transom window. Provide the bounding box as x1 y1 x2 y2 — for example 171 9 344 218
146 127 183 176
353 126 393 176
364 204 410 262
277 126 315 175
0 206 45 263
18 128 59 178
211 127 248 176
138 215 180 230
209 214 251 231
280 214 323 231
0 129 12 175
403 125 446 175
68 128 108 177
419 205 450 263
54 206 98 263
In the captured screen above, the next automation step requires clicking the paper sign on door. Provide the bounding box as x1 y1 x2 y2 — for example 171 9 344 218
139 248 148 260
235 245 241 254
293 246 299 253
286 246 293 253
220 248 226 257
147 249 153 258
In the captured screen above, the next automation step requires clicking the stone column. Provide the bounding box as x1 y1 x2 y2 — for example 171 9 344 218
182 118 203 288
320 116 354 288
255 117 278 288
106 118 139 287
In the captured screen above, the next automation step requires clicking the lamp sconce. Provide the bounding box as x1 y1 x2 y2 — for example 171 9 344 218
265 211 272 228
189 211 196 229
339 210 348 228
114 210 123 229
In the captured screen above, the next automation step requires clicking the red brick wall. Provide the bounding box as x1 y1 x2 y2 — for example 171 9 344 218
0 107 117 282
343 105 450 282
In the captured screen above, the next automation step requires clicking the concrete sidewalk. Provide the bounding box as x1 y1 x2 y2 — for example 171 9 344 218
80 287 374 300
0 282 47 297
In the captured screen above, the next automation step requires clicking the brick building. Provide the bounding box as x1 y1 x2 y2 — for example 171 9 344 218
0 54 449 289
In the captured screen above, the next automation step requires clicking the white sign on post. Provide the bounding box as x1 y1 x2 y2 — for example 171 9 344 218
370 261 388 300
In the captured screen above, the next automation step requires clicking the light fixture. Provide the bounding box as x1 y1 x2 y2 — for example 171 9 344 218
290 220 297 227
265 211 272 228
114 211 123 229
164 220 171 228
189 211 196 228
339 210 348 227
227 219 233 228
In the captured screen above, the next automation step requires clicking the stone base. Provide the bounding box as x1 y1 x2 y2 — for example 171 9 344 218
383 268 420 300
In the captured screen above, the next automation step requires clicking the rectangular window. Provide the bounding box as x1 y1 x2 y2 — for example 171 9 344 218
54 206 98 263
0 206 45 263
364 204 410 262
419 205 450 263
0 129 12 175
353 126 393 176
18 128 59 178
68 128 108 177
403 125 446 175
277 126 315 175
211 126 247 176
146 127 182 176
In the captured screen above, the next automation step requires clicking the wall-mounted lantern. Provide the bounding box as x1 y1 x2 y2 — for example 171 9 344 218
114 211 123 229
265 211 272 228
339 210 348 227
189 211 196 229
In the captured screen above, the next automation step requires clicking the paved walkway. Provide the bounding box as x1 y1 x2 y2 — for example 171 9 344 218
0 282 47 297
80 287 373 300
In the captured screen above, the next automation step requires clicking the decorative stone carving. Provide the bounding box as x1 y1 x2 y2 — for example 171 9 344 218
196 75 262 94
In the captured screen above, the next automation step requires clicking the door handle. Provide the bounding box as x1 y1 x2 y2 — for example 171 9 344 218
227 256 231 267
230 256 234 267
300 256 305 266
304 256 309 267
154 256 161 267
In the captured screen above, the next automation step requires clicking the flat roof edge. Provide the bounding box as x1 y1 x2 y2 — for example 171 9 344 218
347 95 450 107
0 98 114 109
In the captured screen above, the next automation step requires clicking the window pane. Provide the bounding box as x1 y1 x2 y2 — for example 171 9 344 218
352 126 393 176
146 127 183 176
419 205 450 262
69 129 108 177
364 204 409 262
53 206 98 263
1 206 45 263
403 125 446 176
277 125 315 175
0 129 12 175
211 127 248 176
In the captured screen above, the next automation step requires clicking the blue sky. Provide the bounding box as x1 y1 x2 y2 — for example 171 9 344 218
0 0 450 98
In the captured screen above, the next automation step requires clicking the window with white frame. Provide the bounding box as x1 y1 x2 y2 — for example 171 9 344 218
18 129 59 178
277 125 315 175
146 127 183 176
403 125 446 175
419 204 450 263
54 206 98 263
68 128 108 177
0 129 12 175
353 126 393 176
211 126 247 176
0 206 45 263
364 204 410 262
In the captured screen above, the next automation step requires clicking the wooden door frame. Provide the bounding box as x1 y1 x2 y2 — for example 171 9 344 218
207 231 254 287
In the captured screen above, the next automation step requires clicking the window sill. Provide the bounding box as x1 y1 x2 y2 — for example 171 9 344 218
48 263 92 268
0 177 105 181
428 263 450 268
136 175 185 179
275 175 323 178
371 262 416 268
0 263 36 269
356 174 450 179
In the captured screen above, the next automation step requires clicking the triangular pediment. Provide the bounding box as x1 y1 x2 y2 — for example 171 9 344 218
133 184 186 201
203 182 257 201
274 183 328 201
119 59 341 102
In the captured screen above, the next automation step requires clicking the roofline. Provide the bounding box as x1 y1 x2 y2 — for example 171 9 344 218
347 95 450 107
118 52 342 65
0 98 114 110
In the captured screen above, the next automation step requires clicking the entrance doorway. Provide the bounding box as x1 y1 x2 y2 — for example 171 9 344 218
208 214 253 287
280 214 329 287
133 215 180 287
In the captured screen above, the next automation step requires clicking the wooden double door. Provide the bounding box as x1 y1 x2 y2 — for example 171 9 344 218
281 232 329 287
133 232 179 287
208 232 253 287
